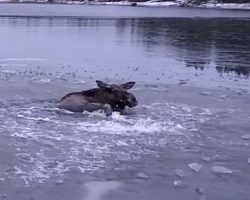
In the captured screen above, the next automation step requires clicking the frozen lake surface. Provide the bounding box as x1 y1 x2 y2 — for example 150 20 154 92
0 4 250 200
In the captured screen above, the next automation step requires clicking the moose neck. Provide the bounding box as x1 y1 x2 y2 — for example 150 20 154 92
81 88 99 98
81 88 112 104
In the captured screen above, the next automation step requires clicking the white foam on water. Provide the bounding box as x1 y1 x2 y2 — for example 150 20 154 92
76 117 174 135
17 115 53 122
0 100 213 185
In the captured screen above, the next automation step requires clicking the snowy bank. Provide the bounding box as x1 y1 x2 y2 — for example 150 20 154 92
71 1 250 10
198 2 250 10
0 0 250 10
63 0 250 10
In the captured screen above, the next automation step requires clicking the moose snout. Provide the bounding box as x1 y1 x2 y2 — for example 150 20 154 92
127 97 138 107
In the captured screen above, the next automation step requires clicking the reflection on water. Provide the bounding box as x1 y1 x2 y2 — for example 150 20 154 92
0 16 250 79
127 18 250 77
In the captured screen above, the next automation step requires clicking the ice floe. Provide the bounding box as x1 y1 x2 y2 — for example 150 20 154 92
241 135 250 140
137 172 150 179
175 169 185 178
85 181 121 200
174 180 187 188
189 163 202 173
211 166 233 174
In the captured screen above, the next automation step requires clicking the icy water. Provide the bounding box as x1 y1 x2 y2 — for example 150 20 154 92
0 3 250 200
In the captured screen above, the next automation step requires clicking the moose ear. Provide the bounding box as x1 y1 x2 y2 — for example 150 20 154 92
96 80 110 88
120 82 136 90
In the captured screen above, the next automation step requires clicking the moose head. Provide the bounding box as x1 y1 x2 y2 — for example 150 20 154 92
94 80 138 112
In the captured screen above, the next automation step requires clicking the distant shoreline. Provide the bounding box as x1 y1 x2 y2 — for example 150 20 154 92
0 1 250 11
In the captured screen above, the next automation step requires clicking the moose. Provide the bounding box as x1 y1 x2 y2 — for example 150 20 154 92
57 80 138 116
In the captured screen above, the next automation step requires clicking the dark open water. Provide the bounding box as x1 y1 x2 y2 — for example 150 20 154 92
0 3 250 200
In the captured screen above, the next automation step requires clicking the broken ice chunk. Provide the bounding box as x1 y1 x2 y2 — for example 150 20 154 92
55 179 64 185
195 188 205 195
241 135 250 140
174 180 187 188
200 196 207 200
137 172 149 179
196 188 206 200
219 95 228 99
175 169 185 178
200 91 212 96
201 156 211 162
211 166 233 174
189 163 202 173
